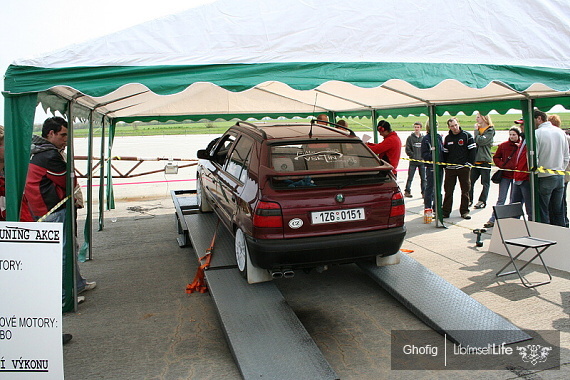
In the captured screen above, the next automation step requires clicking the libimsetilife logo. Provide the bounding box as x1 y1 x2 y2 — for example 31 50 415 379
517 344 552 366
391 329 560 371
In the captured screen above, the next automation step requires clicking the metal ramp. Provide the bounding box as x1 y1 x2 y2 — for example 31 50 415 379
172 190 530 376
358 255 532 347
183 211 338 380
172 190 199 247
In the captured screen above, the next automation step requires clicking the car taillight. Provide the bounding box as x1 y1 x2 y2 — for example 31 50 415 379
253 201 283 228
390 192 405 217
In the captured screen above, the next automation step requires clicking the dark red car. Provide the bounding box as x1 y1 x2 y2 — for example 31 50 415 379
197 121 406 283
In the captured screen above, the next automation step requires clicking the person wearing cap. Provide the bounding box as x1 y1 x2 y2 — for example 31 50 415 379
469 112 495 209
514 119 524 126
534 110 569 226
366 120 401 176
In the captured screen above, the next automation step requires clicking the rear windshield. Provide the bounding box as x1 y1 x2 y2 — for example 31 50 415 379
270 142 379 172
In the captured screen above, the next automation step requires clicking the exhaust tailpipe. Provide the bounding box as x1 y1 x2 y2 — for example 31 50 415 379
271 271 283 279
283 270 295 278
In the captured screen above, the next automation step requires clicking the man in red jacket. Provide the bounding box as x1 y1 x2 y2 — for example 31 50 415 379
366 120 401 176
21 117 95 298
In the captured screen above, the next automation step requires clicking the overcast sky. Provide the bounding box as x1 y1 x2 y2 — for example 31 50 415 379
0 0 215 122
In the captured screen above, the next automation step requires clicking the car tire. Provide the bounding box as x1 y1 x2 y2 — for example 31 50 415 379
196 176 213 212
234 228 249 279
235 228 273 284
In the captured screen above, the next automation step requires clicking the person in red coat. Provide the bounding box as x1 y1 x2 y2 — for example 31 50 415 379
366 120 401 176
484 126 521 227
511 132 533 220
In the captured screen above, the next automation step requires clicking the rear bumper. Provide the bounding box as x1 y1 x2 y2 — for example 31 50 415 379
246 226 406 269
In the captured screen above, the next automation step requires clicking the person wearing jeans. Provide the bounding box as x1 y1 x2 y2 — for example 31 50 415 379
421 124 443 211
510 138 533 219
469 112 495 209
534 110 569 226
404 122 425 198
484 126 521 228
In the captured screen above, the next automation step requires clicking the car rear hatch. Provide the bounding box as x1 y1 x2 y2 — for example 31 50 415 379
257 140 404 239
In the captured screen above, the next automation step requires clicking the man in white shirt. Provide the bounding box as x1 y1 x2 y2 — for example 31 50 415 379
534 109 570 226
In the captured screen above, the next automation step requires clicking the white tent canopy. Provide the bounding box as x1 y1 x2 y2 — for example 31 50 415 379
15 0 570 69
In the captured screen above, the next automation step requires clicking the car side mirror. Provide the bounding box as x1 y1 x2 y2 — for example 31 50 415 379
197 149 210 160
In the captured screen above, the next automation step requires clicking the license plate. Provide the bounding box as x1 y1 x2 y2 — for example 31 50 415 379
311 208 365 224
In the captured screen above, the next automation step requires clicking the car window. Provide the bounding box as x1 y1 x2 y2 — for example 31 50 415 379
271 142 379 172
213 134 236 166
225 135 253 182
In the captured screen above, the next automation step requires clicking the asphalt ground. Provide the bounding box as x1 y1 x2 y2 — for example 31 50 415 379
63 138 570 380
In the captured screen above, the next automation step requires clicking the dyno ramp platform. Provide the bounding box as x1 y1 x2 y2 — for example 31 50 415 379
183 211 337 380
358 255 531 347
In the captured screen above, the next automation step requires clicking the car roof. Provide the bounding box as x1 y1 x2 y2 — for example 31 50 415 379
232 122 357 141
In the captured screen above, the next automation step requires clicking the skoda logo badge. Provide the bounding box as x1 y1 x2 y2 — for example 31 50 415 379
335 194 345 203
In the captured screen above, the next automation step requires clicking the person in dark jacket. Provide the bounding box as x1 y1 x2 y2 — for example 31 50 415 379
404 122 425 198
441 117 476 219
421 123 444 211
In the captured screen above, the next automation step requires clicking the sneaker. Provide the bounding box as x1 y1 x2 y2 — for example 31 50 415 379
461 213 471 220
63 333 73 345
404 191 412 198
483 221 494 228
77 296 85 304
79 281 97 294
473 201 486 209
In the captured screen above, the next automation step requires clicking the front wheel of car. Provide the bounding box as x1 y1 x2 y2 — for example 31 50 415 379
196 176 213 212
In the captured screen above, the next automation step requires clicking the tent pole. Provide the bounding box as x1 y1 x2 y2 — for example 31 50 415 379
64 100 78 313
106 119 116 211
371 110 378 143
98 116 106 231
429 105 444 227
84 110 94 260
521 99 537 221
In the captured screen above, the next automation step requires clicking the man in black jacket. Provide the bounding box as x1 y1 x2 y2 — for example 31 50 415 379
441 118 476 219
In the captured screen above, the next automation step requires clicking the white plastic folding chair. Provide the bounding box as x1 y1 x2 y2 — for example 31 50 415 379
493 203 555 288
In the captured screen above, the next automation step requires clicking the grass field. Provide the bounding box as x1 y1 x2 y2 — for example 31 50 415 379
67 113 570 138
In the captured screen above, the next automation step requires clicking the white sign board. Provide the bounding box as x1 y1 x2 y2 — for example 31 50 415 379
0 222 64 379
